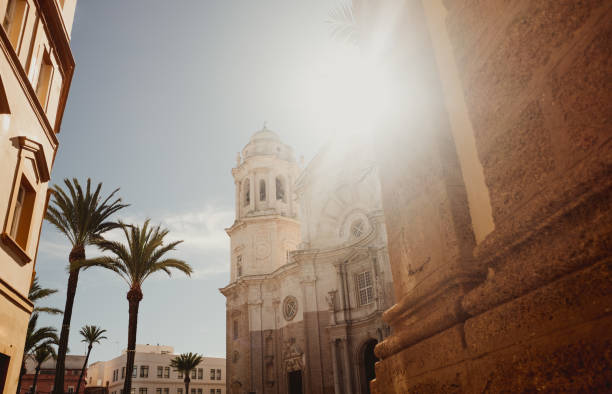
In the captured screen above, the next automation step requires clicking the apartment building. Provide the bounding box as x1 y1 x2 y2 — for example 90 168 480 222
0 0 77 392
20 355 86 394
87 345 225 394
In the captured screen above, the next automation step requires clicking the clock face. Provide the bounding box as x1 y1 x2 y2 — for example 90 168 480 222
283 296 298 321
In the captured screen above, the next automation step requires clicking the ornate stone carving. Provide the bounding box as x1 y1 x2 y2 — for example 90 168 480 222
282 296 298 321
283 337 304 372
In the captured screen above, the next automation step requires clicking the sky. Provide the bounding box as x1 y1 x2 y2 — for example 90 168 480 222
35 0 363 364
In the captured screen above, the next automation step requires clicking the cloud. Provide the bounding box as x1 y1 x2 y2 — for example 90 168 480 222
38 204 234 278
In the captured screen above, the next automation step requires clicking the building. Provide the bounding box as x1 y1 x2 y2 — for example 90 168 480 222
0 0 77 392
342 0 610 393
20 355 86 394
220 129 395 394
87 345 225 394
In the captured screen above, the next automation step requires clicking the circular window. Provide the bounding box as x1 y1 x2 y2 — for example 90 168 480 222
350 219 365 239
283 296 298 321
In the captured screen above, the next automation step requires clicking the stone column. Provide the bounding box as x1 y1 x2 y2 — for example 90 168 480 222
357 0 480 392
248 298 264 392
341 338 353 393
330 340 341 394
249 172 255 212
301 273 324 393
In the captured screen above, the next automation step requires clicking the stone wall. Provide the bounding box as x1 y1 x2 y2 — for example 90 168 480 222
365 0 612 392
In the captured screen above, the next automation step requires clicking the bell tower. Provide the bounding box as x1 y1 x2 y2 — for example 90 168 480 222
226 126 301 281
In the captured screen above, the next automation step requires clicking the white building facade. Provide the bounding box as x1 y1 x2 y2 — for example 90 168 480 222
87 345 225 394
220 129 394 394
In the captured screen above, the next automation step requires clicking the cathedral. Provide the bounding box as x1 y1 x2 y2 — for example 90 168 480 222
220 128 394 394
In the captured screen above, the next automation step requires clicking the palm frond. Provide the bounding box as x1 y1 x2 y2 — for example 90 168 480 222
328 0 357 44
45 178 129 248
79 325 107 345
28 276 63 315
25 314 58 354
89 221 192 289
169 352 203 374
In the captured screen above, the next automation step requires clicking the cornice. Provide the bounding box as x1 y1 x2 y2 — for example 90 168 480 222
18 136 50 182
225 214 300 235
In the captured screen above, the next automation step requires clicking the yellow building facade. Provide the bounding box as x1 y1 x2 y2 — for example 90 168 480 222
0 0 77 392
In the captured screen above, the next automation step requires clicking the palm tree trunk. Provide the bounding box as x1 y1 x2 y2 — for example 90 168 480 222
31 365 41 394
184 375 190 394
16 362 26 394
54 245 85 394
123 287 143 394
76 344 92 394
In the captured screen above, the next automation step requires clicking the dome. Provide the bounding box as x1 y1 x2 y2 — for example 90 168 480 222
241 124 295 163
250 126 280 143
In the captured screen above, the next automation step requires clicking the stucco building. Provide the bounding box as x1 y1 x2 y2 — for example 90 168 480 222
0 0 77 392
20 355 86 394
220 129 394 394
87 345 225 394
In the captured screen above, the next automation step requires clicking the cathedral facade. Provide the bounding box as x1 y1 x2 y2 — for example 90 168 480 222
220 129 394 394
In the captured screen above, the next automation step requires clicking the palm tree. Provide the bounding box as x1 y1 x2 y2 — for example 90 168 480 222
77 220 192 394
30 344 57 394
76 325 107 394
17 314 58 394
45 178 128 394
169 353 203 394
29 275 62 316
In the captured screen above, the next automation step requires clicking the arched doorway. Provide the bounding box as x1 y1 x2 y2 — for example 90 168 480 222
361 339 379 394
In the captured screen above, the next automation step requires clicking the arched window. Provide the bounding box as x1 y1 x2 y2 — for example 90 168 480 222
243 179 250 206
276 176 286 202
259 180 266 201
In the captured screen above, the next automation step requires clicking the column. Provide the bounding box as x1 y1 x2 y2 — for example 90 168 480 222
341 339 353 393
330 340 341 394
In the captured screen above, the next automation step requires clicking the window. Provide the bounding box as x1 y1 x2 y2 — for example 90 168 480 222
197 368 203 380
132 366 137 378
350 219 365 239
216 390 221 394
243 179 250 206
210 390 215 394
156 389 162 394
8 178 35 250
356 271 374 306
197 390 202 394
122 367 125 378
130 390 135 394
191 369 196 379
276 176 285 202
164 389 169 394
236 255 242 277
164 367 170 378
216 369 221 380
259 180 266 201
191 389 195 394
177 370 183 379
157 366 163 378
2 0 28 49
139 389 147 394
35 50 53 108
68 387 74 393
177 390 183 394
233 320 238 340
210 369 215 380
141 365 149 378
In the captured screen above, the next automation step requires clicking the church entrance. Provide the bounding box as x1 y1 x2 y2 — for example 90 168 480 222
362 339 379 394
288 370 303 394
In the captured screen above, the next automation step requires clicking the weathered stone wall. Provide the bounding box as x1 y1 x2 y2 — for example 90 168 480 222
366 0 612 392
